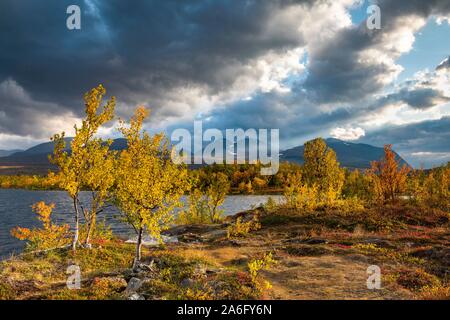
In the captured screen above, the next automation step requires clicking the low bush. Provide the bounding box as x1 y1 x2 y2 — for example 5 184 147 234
227 215 261 238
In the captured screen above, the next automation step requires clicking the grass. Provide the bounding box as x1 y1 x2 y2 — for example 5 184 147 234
1 203 448 300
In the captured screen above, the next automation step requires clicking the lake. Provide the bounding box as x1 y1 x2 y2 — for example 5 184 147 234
0 189 282 259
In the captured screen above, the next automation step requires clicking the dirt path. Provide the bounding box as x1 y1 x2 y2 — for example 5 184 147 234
177 242 413 300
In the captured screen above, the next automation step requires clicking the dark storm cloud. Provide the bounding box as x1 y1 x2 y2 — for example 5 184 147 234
373 88 450 110
0 0 449 158
0 0 315 136
177 90 355 143
302 24 386 103
301 0 450 104
360 116 450 167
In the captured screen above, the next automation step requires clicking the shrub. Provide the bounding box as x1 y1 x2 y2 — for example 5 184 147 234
283 172 318 210
89 276 127 300
79 220 114 245
0 282 16 300
303 138 345 196
180 172 230 224
418 284 450 300
396 269 440 291
177 189 211 224
11 202 71 252
247 252 276 292
368 144 410 203
263 196 278 213
227 215 261 238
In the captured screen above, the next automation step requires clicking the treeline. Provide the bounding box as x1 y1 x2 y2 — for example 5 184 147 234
1 142 449 212
192 148 449 210
0 172 60 190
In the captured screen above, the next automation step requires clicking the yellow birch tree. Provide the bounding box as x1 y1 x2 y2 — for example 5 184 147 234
115 106 189 267
50 84 116 250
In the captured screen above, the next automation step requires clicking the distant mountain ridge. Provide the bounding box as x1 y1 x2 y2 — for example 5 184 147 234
0 137 409 174
0 138 127 174
0 149 22 157
281 138 409 169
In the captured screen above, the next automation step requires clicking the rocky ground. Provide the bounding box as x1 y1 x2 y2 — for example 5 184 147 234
1 205 449 300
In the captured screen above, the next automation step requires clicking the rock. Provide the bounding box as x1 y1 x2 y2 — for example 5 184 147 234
135 260 155 272
123 268 140 280
165 224 223 236
126 277 143 292
201 229 228 242
224 208 262 223
128 293 145 300
125 235 178 246
178 233 202 243
205 269 218 275
180 278 195 288
229 239 241 247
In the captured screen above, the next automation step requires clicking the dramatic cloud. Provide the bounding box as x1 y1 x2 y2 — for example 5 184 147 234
0 0 449 167
0 79 80 138
360 116 450 167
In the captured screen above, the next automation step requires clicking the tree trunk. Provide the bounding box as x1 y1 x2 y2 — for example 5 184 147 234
133 227 143 269
85 213 96 247
72 197 79 252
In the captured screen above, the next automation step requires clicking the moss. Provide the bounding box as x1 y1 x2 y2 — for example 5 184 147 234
0 282 16 300
396 269 441 291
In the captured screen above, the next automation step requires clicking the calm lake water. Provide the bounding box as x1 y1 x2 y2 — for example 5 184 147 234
0 189 282 259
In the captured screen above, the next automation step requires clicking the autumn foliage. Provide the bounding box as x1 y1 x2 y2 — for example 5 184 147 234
114 106 189 266
11 202 70 251
368 144 410 203
50 84 116 250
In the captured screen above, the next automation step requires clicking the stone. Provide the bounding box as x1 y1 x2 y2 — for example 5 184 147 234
201 229 228 242
125 235 178 246
128 293 145 300
178 233 202 243
126 277 142 292
137 260 155 272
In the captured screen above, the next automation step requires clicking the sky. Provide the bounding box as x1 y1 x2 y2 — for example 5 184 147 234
0 0 449 168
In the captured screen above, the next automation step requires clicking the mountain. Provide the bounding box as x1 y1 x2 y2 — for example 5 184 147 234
0 137 409 174
0 138 128 175
281 138 409 169
0 149 22 157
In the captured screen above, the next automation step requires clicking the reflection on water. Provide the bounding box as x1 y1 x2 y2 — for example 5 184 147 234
0 189 282 258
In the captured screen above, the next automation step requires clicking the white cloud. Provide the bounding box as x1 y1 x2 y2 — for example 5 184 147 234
330 127 365 140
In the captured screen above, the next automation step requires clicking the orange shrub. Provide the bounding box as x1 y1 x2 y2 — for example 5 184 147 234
11 201 71 251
